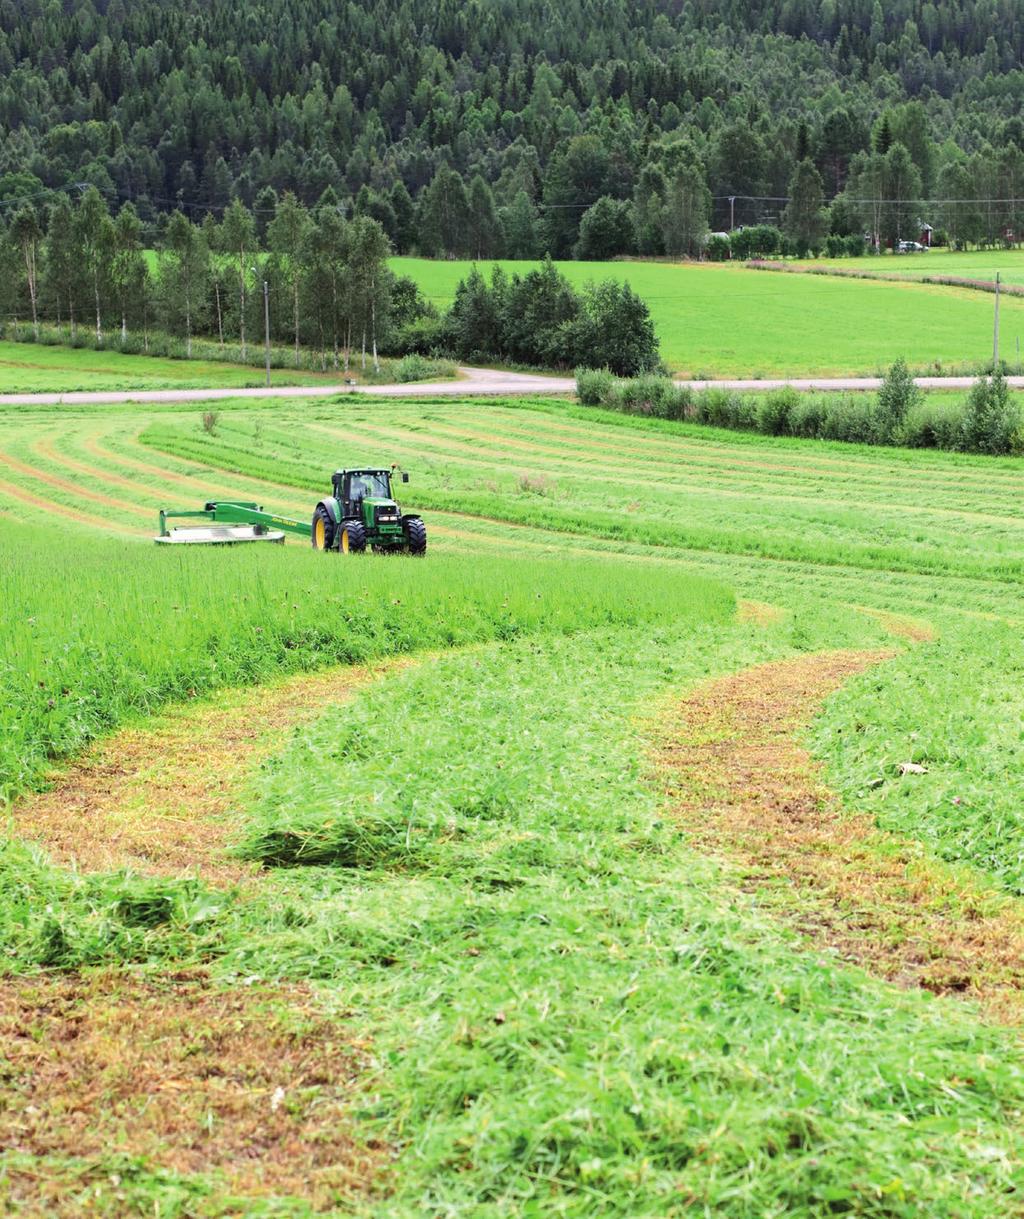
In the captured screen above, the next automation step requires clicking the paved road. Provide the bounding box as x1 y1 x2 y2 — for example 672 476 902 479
1 364 1020 407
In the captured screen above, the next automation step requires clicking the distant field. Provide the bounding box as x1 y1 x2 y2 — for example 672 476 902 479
798 247 1024 286
0 340 339 392
395 255 1024 377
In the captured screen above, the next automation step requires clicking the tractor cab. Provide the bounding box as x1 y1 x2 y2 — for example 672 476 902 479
333 468 399 518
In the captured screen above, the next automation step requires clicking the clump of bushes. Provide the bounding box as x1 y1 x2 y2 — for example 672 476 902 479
407 260 660 376
576 361 1024 455
394 354 456 383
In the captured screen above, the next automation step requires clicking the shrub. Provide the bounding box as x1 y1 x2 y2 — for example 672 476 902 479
787 395 826 438
695 389 755 430
395 354 441 383
903 397 964 449
819 394 876 443
875 358 922 444
613 374 680 418
706 234 731 261
575 367 616 406
756 388 799 435
960 369 1023 454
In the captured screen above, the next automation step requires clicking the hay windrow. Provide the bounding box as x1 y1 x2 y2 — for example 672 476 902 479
653 649 1024 1025
9 663 398 884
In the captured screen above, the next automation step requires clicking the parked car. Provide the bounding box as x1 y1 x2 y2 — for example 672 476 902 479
897 240 926 253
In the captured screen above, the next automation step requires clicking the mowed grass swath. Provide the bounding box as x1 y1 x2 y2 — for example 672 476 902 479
392 256 1024 377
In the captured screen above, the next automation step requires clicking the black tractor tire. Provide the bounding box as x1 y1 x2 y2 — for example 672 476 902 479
339 518 367 554
311 505 336 551
404 517 427 556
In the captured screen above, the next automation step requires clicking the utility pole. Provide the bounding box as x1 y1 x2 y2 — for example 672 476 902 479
729 195 736 231
993 271 1001 369
262 278 271 387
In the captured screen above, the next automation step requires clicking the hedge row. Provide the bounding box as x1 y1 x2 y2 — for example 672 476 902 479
576 364 1023 455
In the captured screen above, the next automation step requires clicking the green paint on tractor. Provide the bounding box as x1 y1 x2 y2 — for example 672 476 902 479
156 466 427 555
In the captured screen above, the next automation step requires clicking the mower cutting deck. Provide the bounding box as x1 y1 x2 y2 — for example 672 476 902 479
155 523 286 544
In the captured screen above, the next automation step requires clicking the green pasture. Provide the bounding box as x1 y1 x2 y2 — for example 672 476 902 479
6 391 1024 1213
0 339 342 392
394 255 1024 377
799 246 1024 287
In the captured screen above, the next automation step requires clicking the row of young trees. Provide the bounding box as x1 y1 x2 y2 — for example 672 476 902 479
0 186 659 374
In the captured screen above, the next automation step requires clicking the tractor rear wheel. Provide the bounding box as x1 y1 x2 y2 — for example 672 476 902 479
404 517 427 556
339 519 367 554
311 506 336 551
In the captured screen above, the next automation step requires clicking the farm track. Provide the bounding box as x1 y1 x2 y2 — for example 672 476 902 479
653 649 1024 1026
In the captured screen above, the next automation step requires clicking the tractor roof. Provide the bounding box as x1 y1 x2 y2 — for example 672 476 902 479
335 468 391 476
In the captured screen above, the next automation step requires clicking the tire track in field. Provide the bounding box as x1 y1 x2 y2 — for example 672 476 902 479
4 656 417 1215
6 660 408 1214
652 649 1024 1025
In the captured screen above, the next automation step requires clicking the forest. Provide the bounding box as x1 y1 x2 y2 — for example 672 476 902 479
2 0 1024 259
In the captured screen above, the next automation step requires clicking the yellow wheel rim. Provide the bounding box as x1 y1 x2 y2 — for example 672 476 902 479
314 517 325 549
341 528 350 554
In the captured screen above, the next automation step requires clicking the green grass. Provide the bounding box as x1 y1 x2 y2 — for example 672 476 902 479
0 339 344 392
798 246 1024 288
392 256 1024 377
8 391 1024 1213
0 523 726 801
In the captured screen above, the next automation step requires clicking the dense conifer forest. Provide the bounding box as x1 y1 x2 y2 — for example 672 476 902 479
2 0 1024 257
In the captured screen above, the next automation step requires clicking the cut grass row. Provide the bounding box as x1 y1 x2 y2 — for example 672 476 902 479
12 616 1024 1216
140 401 1024 585
6 396 1024 891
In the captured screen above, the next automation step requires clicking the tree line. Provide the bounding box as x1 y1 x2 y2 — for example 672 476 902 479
2 0 1024 260
0 186 658 374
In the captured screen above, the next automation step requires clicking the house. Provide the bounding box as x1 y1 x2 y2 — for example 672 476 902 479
919 222 933 248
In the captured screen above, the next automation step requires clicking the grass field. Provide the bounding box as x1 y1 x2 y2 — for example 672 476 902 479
0 339 353 392
798 246 1024 287
6 392 1024 1214
394 255 1024 377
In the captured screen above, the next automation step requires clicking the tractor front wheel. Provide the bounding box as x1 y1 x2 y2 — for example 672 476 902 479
404 517 427 556
339 519 367 554
311 506 336 551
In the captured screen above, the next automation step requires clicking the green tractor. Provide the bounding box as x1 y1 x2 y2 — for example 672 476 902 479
312 467 426 554
156 465 426 555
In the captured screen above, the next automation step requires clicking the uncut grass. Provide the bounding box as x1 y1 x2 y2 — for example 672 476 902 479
0 523 727 802
393 255 1024 377
799 247 1024 288
814 617 1024 896
0 339 335 393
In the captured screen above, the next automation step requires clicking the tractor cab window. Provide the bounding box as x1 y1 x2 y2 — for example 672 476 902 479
348 472 391 503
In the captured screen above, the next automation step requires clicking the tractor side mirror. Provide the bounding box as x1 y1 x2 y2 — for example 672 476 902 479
402 472 409 483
